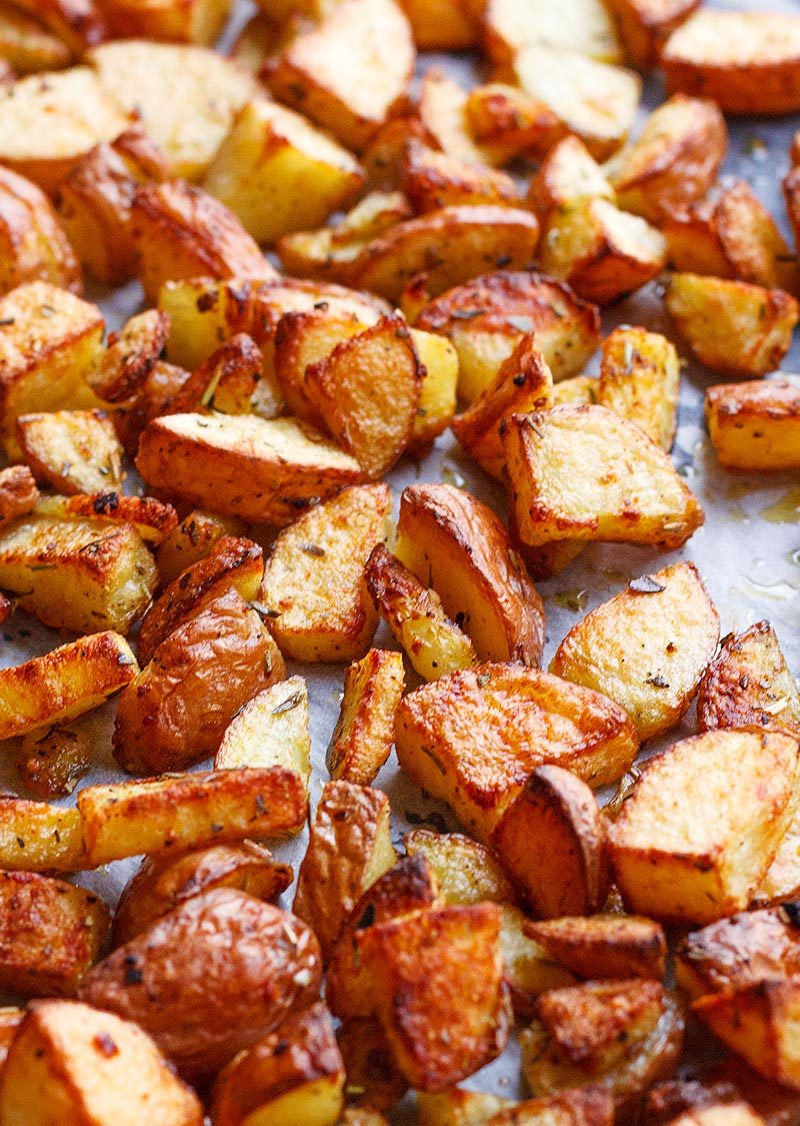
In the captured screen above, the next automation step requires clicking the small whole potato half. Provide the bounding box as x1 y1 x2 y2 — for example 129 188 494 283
78 888 322 1078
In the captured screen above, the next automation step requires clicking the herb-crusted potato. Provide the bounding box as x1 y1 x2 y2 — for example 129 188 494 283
608 730 800 924
551 563 719 741
404 829 515 907
503 406 704 550
328 649 405 785
483 0 622 66
605 0 700 70
260 484 391 663
203 98 365 244
400 140 520 212
0 800 85 873
273 310 371 421
155 509 244 586
598 327 680 450
0 630 137 741
705 379 800 472
88 309 171 404
136 412 362 525
101 0 233 44
16 409 123 495
526 915 667 982
0 166 81 297
465 83 561 163
408 327 459 446
395 663 639 841
0 999 204 1126
32 492 177 546
528 135 615 220
675 908 800 1000
215 677 311 794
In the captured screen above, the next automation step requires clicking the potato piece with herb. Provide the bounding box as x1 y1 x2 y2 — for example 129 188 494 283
608 729 800 924
528 136 615 221
0 799 85 872
0 465 37 526
16 409 123 496
598 327 680 450
400 140 520 212
409 328 458 446
328 649 405 785
484 0 622 66
705 379 800 472
404 829 515 906
675 908 800 1000
155 510 244 587
465 83 561 163
416 1088 513 1125
32 492 177 546
273 309 371 423
396 663 639 842
215 677 311 794
101 0 233 44
17 720 93 799
526 915 667 982
88 309 170 404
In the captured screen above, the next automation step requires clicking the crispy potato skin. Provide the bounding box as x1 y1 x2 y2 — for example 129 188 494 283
0 465 38 526
705 379 800 472
606 0 700 70
90 309 171 404
113 842 293 947
328 648 405 785
676 908 800 1001
0 165 81 296
113 588 285 775
465 83 562 162
33 492 177 546
400 139 520 212
78 889 322 1078
336 1017 408 1113
528 134 615 221
155 510 245 587
525 915 667 981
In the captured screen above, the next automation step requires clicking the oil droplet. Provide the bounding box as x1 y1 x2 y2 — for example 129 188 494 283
761 487 800 524
554 589 588 612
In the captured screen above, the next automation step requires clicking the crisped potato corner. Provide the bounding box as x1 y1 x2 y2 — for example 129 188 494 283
328 649 405 785
215 676 311 794
16 409 123 495
705 379 800 472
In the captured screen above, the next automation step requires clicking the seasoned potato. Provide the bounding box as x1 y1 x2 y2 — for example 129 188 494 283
526 915 667 981
675 908 800 1000
484 0 622 66
598 327 680 450
0 464 38 526
273 310 371 421
78 889 321 1077
551 563 719 741
521 981 684 1112
665 273 800 377
155 509 244 586
16 719 93 799
215 677 311 793
107 358 188 456
0 166 81 296
0 281 104 456
16 409 123 495
496 903 577 1018
396 663 638 841
264 0 414 151
413 271 601 402
365 544 477 681
705 379 800 472
136 412 362 525
0 999 203 1126
404 829 515 909
32 491 177 546
0 68 128 192
409 327 459 446
540 198 667 306
9 0 106 55
400 140 520 212
210 1001 345 1126
494 1091 616 1124
358 903 511 1090
416 1088 513 1125
753 801 800 908
609 95 726 224
203 98 364 244
465 83 561 163
260 484 391 663
0 5 71 74
606 0 700 70
0 514 157 634
101 0 233 44
89 40 261 180
113 842 292 946
293 781 396 960
662 10 800 115
491 765 609 918
528 135 615 220
503 406 704 550
511 48 641 161
88 309 171 404
414 69 494 168
168 332 274 417
78 767 307 868
336 1016 408 1113
0 798 85 872
0 630 136 741
328 649 405 785
395 483 545 666
694 979 800 1089
608 730 800 924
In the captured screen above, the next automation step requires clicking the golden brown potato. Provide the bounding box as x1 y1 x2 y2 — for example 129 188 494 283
155 509 244 586
495 904 576 1019
492 1090 616 1125
78 889 321 1078
101 0 233 44
260 483 390 663
608 729 800 924
16 719 93 799
0 464 38 526
167 331 273 418
328 648 405 785
264 0 414 152
365 544 477 681
396 663 639 842
104 358 190 456
210 1001 345 1126
491 765 609 918
662 10 800 115
32 491 177 546
483 0 622 66
526 914 667 981
665 273 800 377
0 4 71 74
753 804 800 908
113 842 292 946
408 327 459 446
705 379 800 472
694 979 800 1089
336 1017 408 1113
203 98 364 245
413 271 601 402
414 69 494 167
404 829 515 906
528 135 615 221
0 798 85 872
0 165 81 296
598 326 680 450
113 587 285 775
606 0 700 70
10 0 105 54
400 140 520 212
0 281 104 456
88 309 171 404
358 903 512 1090
465 83 561 163
273 309 371 421
551 563 719 741
136 412 362 525
397 0 476 49
416 1088 513 1125
89 40 261 180
0 514 156 634
0 999 204 1126
16 409 123 495
294 781 396 960
78 768 307 868
214 677 311 794
675 908 800 1001
503 405 704 550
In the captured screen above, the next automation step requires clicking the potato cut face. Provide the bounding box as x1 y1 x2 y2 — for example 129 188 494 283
215 676 312 793
551 562 719 741
484 0 623 65
400 140 520 212
598 327 680 451
0 800 85 872
0 165 82 297
528 135 616 219
608 729 800 923
328 648 405 786
525 915 667 982
676 907 800 1000
260 483 391 663
395 663 638 841
705 379 800 472
714 179 798 293
16 409 123 496
409 328 458 446
503 405 704 550
155 510 245 587
404 828 515 907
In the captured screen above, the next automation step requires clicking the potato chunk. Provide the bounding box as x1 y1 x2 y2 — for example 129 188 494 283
203 99 364 244
101 0 233 44
395 663 638 841
665 273 800 377
32 492 177 546
16 409 123 496
16 720 93 799
0 999 203 1126
400 140 520 212
0 5 71 74
136 412 362 525
503 405 703 550
404 828 515 907
0 166 81 297
694 979 800 1089
705 379 800 472
465 83 561 163
608 730 800 924
328 649 405 785
0 465 38 526
528 135 615 220
215 677 311 794
598 327 680 450
10 0 106 56
676 908 800 1000
155 509 244 586
484 0 622 66
526 915 667 982
605 0 700 70
551 563 719 741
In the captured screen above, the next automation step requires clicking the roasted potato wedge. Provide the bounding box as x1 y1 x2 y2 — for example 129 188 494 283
32 491 177 546
396 663 638 842
16 408 123 495
155 509 244 587
414 69 493 167
528 135 615 220
403 830 515 907
676 908 800 1000
0 797 86 874
0 4 71 74
0 165 81 296
705 379 800 472
408 327 459 446
328 648 405 785
167 331 273 418
497 903 578 1019
88 309 171 404
215 677 311 793
606 0 700 70
465 83 561 164
608 729 800 924
416 1088 513 1125
598 326 680 450
16 719 93 799
753 806 800 909
9 0 106 55
336 1016 408 1113
273 309 371 422
483 0 622 67
665 273 800 377
526 914 667 981
400 139 520 212
0 464 38 526
101 0 233 44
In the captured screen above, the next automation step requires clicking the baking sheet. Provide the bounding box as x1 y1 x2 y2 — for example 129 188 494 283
1 0 800 1111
